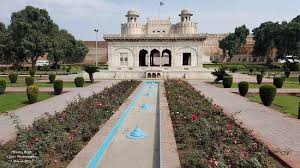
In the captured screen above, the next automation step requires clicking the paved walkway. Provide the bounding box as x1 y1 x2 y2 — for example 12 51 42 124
189 80 300 168
0 80 119 144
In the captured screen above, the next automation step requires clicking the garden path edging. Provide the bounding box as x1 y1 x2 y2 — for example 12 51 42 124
159 81 181 168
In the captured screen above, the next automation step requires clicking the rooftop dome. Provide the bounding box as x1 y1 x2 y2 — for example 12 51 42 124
179 9 193 16
126 10 139 17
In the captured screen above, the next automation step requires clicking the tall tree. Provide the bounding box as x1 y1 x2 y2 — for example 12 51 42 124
252 21 280 60
8 6 57 68
219 25 249 62
0 22 6 62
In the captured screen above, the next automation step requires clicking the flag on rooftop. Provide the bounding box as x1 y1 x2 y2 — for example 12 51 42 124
160 2 164 6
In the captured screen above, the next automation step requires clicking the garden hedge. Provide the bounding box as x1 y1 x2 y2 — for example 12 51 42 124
222 76 233 88
0 79 6 94
0 80 140 167
259 85 277 106
25 76 34 86
8 72 18 83
26 85 39 104
256 74 263 84
238 81 249 97
273 77 285 88
49 73 56 83
74 77 84 87
164 80 284 167
53 80 64 95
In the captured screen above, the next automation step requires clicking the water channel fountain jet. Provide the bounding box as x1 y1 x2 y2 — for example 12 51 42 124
126 127 146 139
141 103 150 110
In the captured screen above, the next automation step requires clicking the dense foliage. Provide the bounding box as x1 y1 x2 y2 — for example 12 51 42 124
164 80 285 168
26 85 39 104
0 6 88 67
222 76 233 88
53 80 63 95
25 76 34 86
238 81 249 97
273 77 285 88
0 80 140 167
8 73 18 83
74 77 84 87
0 79 6 94
219 25 250 61
253 15 300 61
259 85 277 106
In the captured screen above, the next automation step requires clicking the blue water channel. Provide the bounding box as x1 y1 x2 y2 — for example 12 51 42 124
87 81 159 168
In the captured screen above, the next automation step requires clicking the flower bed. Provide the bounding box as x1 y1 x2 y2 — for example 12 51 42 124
164 79 287 168
0 80 140 167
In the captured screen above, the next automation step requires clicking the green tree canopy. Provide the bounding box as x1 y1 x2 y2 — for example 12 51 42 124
219 25 249 61
8 6 58 68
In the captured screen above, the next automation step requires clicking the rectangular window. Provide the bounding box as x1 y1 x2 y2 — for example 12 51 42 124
120 53 128 66
182 53 191 66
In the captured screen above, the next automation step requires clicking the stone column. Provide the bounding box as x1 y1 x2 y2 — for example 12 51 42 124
160 47 162 68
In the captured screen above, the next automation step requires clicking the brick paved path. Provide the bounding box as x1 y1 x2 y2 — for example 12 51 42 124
0 80 119 144
189 80 300 168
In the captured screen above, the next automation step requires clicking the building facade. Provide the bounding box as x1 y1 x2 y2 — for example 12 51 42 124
82 9 255 79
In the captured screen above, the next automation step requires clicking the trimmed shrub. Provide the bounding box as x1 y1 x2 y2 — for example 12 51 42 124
54 80 63 95
238 81 249 97
249 68 253 74
0 79 6 94
29 69 36 77
83 65 99 83
222 76 233 88
259 85 277 106
25 76 34 86
74 77 84 87
273 77 285 88
0 67 4 72
229 67 238 73
284 70 290 78
66 66 71 73
49 73 56 83
256 74 263 84
26 85 39 104
8 73 18 83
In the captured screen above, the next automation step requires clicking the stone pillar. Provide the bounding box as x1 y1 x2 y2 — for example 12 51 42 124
160 50 162 68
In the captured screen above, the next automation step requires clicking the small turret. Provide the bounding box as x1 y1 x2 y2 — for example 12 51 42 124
126 10 139 23
121 10 143 35
176 9 197 34
179 9 193 22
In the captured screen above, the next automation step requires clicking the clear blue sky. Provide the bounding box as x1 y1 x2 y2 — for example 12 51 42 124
0 0 299 40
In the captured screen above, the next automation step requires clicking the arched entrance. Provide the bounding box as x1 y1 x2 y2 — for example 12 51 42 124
150 49 160 66
162 49 171 66
139 49 148 66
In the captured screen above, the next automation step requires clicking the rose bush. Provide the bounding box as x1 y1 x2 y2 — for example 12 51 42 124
0 80 140 167
164 79 286 168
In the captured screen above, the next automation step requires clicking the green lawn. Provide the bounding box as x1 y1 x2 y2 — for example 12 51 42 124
248 95 299 117
0 92 55 113
215 78 300 89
